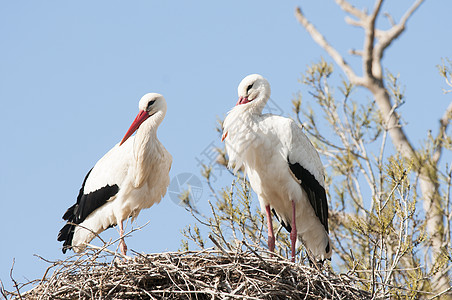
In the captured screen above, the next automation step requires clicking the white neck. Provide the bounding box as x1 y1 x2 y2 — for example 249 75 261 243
245 88 270 115
131 110 165 187
135 111 163 148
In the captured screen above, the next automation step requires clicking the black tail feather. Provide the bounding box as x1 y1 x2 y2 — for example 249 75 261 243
271 208 292 233
58 168 119 254
57 223 75 254
62 204 76 221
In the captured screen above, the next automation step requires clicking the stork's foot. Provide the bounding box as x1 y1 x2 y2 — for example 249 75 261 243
290 200 297 262
118 221 128 256
119 239 128 256
290 229 297 262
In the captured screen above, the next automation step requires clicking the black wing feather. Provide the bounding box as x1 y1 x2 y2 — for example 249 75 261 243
272 208 292 233
57 168 119 253
288 160 329 233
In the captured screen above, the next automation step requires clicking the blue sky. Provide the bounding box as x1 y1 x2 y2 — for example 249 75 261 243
1 0 451 292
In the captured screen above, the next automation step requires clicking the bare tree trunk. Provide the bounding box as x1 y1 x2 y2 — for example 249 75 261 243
295 0 451 295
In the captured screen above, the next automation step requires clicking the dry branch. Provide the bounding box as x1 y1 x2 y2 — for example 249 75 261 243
5 248 372 300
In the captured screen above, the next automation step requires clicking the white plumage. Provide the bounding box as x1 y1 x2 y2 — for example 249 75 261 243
58 93 172 255
222 74 331 262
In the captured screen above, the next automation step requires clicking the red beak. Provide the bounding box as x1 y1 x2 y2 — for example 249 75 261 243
235 96 250 106
119 110 150 146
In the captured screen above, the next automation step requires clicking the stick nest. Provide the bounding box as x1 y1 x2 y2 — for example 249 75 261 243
8 248 371 299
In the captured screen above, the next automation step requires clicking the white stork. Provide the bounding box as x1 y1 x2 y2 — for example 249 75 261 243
222 74 331 263
58 93 172 256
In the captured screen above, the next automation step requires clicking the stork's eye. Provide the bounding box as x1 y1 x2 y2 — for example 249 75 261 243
246 84 253 94
146 100 156 111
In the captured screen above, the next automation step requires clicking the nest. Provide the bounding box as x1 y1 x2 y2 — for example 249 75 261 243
5 245 371 300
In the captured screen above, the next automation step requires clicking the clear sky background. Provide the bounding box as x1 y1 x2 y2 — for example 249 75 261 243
1 0 451 293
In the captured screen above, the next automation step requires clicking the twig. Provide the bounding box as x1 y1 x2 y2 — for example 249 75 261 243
432 101 452 164
9 259 23 300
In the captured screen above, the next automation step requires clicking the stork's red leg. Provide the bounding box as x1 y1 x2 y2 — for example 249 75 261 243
290 200 297 262
118 221 128 256
265 205 275 252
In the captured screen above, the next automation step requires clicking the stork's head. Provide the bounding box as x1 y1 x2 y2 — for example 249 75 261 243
120 93 167 146
236 74 271 109
221 74 271 141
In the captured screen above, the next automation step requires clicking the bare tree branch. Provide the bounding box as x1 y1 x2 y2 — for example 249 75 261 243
9 259 23 300
349 49 363 56
399 0 425 28
335 0 366 20
373 0 425 78
383 12 396 27
345 16 363 28
433 101 452 164
295 7 365 86
363 0 383 79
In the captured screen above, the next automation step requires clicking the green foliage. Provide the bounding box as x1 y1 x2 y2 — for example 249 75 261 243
437 58 452 94
295 59 451 298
